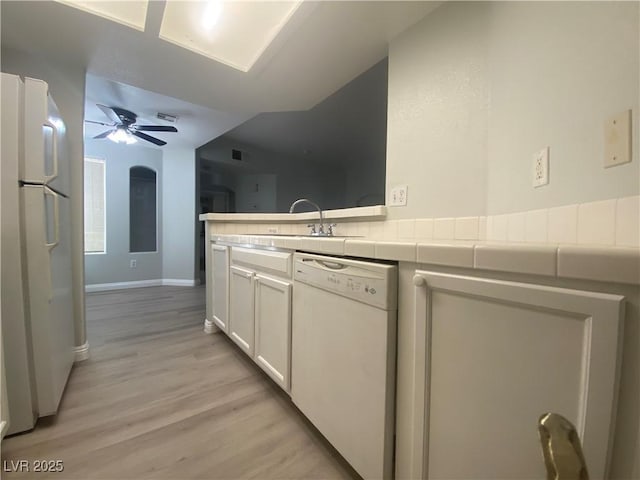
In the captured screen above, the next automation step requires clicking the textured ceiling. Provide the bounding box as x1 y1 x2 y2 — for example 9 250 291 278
1 1 440 113
0 0 441 146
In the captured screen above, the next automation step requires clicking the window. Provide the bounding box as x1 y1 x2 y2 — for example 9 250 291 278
84 158 106 254
129 166 157 252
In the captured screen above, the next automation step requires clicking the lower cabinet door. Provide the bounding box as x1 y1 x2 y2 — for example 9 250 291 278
211 244 229 332
410 270 624 480
229 265 255 356
254 274 292 391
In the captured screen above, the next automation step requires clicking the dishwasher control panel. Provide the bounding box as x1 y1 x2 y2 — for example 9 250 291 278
293 253 397 310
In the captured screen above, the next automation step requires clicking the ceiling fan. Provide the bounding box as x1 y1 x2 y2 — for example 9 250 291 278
86 104 178 146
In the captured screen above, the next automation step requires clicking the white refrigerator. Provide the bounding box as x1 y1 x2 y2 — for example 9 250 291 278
1 73 75 435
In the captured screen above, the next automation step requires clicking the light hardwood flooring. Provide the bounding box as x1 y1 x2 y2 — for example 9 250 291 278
1 286 358 480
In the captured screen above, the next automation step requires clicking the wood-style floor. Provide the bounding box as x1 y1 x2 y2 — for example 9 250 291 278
1 286 358 480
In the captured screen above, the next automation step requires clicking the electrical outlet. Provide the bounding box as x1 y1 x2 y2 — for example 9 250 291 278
267 227 279 234
390 185 408 206
130 259 137 268
533 147 549 188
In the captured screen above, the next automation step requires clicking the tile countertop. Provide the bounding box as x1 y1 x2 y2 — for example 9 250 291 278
199 205 387 223
210 234 640 286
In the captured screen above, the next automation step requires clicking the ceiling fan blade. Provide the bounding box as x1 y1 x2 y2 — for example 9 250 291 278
134 125 178 132
93 129 114 139
132 130 167 146
85 119 114 126
97 104 122 125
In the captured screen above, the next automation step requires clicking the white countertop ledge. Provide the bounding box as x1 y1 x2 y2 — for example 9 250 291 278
210 234 640 286
199 205 386 223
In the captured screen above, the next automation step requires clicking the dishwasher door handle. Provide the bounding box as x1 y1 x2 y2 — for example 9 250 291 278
300 257 348 271
316 260 347 270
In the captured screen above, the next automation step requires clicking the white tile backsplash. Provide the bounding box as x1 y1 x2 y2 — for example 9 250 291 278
577 199 616 246
333 222 349 236
478 216 487 241
616 195 640 247
433 218 455 239
507 213 526 242
383 220 399 239
488 214 508 241
356 221 371 238
212 196 638 250
525 209 548 243
397 219 416 239
548 204 578 244
414 219 434 240
369 221 384 239
455 217 479 240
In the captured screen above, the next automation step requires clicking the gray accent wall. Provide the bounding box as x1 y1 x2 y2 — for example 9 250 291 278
199 137 345 213
162 148 196 282
84 140 163 285
83 142 197 286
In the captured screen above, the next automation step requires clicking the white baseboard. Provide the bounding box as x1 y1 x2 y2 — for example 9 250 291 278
162 279 197 287
74 341 90 362
86 278 196 292
85 279 162 292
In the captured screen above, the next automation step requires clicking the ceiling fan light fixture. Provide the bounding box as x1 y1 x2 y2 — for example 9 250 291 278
108 128 137 145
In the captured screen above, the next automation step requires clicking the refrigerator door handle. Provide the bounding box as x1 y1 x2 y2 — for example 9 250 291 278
44 188 59 250
43 120 59 183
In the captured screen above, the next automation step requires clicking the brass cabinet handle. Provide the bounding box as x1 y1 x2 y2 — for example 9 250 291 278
538 413 589 480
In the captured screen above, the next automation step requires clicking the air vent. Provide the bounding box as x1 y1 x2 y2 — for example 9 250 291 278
231 149 243 161
156 112 178 123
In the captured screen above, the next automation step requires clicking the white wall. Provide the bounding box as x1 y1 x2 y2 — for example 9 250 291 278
386 1 639 219
162 148 196 282
386 1 490 219
84 140 163 285
2 47 87 348
485 1 639 214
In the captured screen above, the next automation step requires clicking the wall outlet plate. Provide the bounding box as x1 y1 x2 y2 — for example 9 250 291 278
130 259 137 268
533 147 549 188
604 109 631 168
390 185 408 206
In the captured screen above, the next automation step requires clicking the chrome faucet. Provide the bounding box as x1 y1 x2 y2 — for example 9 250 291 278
289 198 326 236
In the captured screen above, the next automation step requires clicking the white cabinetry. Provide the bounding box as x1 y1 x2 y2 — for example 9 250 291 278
408 270 624 480
255 274 292 391
227 246 293 392
211 244 229 332
229 265 255 355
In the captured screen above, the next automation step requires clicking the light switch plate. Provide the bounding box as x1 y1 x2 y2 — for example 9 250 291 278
390 185 408 206
604 110 632 168
533 147 550 188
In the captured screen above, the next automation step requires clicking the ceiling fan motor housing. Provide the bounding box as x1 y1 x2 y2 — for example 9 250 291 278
110 106 137 126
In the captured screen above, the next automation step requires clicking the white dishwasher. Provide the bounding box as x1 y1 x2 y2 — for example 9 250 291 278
291 252 397 480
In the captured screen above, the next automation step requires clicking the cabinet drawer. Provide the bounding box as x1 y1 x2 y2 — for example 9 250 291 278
231 247 292 277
